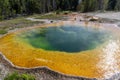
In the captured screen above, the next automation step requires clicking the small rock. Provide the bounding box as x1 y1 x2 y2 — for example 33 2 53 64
89 16 100 21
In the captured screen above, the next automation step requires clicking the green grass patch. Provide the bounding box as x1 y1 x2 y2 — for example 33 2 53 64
33 11 72 20
0 29 7 34
4 72 35 80
35 13 63 20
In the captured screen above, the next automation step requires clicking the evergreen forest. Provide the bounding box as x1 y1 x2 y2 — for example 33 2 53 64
0 0 120 20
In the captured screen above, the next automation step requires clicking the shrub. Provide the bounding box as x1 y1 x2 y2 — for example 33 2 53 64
0 30 7 34
4 72 35 80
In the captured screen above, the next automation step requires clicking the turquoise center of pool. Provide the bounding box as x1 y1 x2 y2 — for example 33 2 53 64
18 25 110 52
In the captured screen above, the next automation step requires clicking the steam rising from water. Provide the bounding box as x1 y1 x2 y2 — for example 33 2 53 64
98 40 120 79
19 25 110 53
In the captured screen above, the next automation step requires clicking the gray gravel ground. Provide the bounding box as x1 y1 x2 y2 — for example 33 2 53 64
87 12 120 27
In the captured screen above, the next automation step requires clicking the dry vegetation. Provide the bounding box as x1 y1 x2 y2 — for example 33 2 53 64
0 17 44 35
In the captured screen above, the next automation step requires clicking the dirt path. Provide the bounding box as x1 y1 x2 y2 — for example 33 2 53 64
95 12 120 20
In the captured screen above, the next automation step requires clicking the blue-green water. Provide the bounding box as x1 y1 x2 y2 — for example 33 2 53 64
19 25 110 52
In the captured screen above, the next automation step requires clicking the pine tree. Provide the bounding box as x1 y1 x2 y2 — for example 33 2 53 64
115 0 120 10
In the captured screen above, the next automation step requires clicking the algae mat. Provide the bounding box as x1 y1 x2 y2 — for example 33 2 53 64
0 21 120 79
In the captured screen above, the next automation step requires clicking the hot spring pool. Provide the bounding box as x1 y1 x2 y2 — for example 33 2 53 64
18 25 110 52
0 21 120 79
